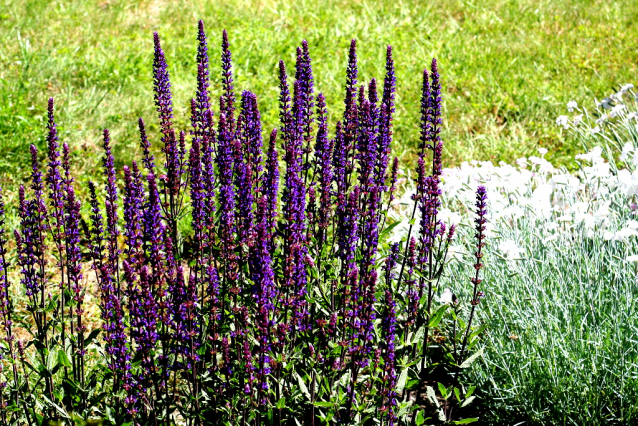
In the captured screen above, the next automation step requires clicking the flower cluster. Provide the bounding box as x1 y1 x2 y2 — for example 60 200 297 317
0 21 488 425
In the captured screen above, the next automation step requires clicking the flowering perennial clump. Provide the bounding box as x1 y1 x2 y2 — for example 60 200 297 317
0 22 487 425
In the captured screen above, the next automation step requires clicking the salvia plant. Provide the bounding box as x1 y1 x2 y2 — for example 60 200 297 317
0 21 488 426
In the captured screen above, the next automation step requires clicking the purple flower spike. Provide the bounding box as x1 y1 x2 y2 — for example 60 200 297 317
263 129 279 240
188 123 205 252
239 91 263 174
278 60 293 147
429 59 443 177
472 186 488 287
65 183 86 360
295 40 315 175
376 46 396 188
419 69 431 157
343 39 359 184
153 32 175 143
344 39 358 121
332 121 347 194
382 45 396 116
313 93 333 243
194 20 212 137
220 30 236 133
45 98 64 236
138 118 156 174
102 129 120 283
457 186 488 367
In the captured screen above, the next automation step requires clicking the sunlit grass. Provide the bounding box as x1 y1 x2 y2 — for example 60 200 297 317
2 0 638 190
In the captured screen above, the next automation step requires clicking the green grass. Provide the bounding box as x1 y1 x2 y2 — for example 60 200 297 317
2 0 638 189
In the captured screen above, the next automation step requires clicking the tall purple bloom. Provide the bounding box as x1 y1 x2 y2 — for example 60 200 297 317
263 129 279 243
280 62 309 333
419 69 431 157
429 59 443 177
250 196 276 395
138 118 156 174
313 94 333 244
332 121 347 194
154 32 183 249
189 103 206 250
45 98 64 239
86 180 132 405
193 20 212 141
294 40 315 176
375 46 396 187
342 39 359 190
102 130 120 285
220 30 236 134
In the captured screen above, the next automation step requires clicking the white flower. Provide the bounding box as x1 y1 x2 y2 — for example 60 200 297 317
591 126 601 134
598 97 614 109
538 147 548 155
516 157 528 168
499 240 524 260
576 146 604 164
621 83 634 92
627 220 638 230
605 228 638 242
529 155 542 165
609 104 626 118
440 288 455 304
595 114 608 124
573 114 584 125
627 112 638 121
616 228 638 240
556 115 569 128
627 255 638 262
567 100 578 112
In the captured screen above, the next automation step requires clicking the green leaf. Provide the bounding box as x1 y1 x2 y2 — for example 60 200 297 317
85 329 101 346
395 367 409 393
452 418 479 424
71 412 87 426
276 397 286 409
461 396 476 408
106 406 115 423
438 382 448 399
380 220 402 239
42 396 70 419
460 347 484 369
47 348 57 371
415 410 425 426
394 400 411 417
313 401 333 407
295 373 311 400
465 385 476 399
428 304 449 328
426 386 440 408
58 349 72 368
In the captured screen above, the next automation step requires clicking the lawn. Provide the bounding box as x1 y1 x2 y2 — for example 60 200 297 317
2 0 638 187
